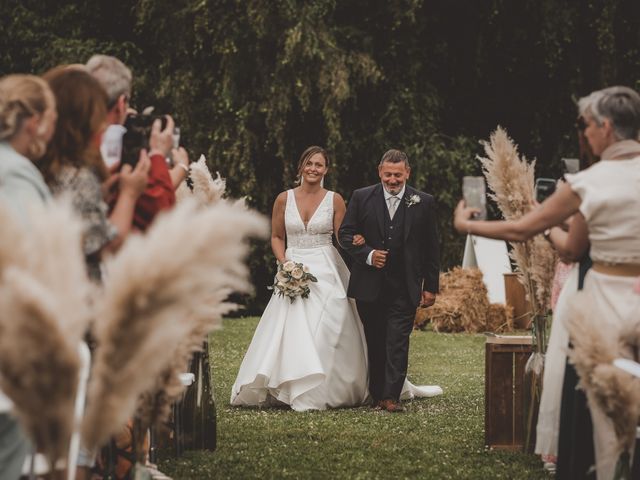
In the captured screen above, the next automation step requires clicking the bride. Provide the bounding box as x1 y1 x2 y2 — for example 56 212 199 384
231 146 441 411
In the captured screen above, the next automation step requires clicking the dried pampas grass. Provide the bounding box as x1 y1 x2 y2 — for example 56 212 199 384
0 199 89 463
567 294 640 466
83 198 267 448
414 267 513 333
478 127 535 220
0 269 79 464
177 154 227 206
137 296 236 430
177 154 248 208
190 155 226 205
478 127 556 350
174 179 192 203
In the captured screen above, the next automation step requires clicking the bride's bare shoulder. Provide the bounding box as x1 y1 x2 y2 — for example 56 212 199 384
332 191 346 207
273 190 289 208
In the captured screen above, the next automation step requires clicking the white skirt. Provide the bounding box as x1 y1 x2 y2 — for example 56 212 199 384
231 245 369 411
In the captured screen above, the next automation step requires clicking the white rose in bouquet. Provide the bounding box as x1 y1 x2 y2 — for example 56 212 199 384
269 261 318 303
291 267 304 280
276 270 289 284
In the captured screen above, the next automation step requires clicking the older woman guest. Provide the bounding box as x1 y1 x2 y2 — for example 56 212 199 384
39 67 149 282
455 86 640 479
0 74 57 480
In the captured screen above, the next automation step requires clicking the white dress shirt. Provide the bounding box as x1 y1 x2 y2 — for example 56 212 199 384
365 184 406 266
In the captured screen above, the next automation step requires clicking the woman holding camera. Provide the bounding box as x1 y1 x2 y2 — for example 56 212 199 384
455 86 640 479
39 66 150 282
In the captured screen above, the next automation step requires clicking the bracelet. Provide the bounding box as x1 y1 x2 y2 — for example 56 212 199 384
176 163 189 173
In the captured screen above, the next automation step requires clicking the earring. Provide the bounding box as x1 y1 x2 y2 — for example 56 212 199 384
27 138 46 160
320 176 324 188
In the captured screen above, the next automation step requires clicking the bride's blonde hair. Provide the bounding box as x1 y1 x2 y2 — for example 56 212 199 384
295 146 329 185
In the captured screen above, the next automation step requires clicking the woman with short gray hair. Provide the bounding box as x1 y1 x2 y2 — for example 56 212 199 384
455 85 640 479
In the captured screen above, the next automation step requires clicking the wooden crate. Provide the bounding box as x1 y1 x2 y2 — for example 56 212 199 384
485 335 533 450
503 273 531 329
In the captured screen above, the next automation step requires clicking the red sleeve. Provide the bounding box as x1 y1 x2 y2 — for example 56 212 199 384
133 154 176 231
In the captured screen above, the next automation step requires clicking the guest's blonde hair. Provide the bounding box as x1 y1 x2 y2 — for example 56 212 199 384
0 74 55 148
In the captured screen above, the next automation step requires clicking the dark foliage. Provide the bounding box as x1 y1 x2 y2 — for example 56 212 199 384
2 0 638 312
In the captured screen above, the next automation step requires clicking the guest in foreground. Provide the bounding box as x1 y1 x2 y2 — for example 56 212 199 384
455 85 640 479
40 66 149 282
0 74 57 480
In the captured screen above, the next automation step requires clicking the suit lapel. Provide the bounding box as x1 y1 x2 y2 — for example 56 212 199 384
403 186 415 241
371 184 385 239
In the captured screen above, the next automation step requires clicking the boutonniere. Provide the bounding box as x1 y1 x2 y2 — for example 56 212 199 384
405 194 421 207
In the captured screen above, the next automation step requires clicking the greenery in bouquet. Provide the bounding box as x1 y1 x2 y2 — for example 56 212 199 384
270 260 318 303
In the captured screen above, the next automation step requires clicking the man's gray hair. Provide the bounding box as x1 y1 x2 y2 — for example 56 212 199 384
578 86 640 140
379 149 410 168
86 54 132 107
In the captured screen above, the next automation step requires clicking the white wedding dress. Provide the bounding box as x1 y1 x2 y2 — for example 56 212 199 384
230 190 442 411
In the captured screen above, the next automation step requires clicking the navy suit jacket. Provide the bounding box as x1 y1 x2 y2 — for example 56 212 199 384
338 183 440 307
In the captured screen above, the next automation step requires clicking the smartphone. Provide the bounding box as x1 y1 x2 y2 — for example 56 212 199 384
535 178 557 203
462 176 487 220
561 158 580 174
121 114 169 169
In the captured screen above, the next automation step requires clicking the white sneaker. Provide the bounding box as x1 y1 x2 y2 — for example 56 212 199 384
543 462 556 474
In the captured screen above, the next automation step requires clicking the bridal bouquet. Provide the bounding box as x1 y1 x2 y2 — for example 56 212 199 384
270 260 317 303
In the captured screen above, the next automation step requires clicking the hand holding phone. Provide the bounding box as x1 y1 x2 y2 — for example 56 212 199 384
462 176 487 220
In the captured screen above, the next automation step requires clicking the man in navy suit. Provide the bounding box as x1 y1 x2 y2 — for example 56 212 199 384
339 149 440 412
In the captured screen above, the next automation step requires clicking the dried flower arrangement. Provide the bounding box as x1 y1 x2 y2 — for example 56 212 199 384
477 127 557 451
567 293 640 479
0 199 90 465
175 154 231 205
82 198 267 450
0 191 266 468
478 127 557 339
136 155 245 440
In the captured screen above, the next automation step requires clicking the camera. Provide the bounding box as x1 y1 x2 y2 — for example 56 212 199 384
120 113 169 168
535 178 557 203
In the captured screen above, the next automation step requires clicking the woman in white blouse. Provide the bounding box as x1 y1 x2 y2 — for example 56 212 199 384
454 85 640 479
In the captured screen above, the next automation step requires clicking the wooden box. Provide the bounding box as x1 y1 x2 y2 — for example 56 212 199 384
485 335 533 450
503 273 531 329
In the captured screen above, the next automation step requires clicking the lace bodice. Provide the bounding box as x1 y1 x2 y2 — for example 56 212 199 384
285 189 334 249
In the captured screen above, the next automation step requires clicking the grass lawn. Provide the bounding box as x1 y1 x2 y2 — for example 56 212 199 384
159 317 550 479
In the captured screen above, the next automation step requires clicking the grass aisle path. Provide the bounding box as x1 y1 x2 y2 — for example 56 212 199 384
161 317 549 479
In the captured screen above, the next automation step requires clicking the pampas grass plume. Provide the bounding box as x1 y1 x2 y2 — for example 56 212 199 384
83 198 267 448
190 155 227 205
567 295 640 457
0 198 89 463
478 127 556 327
